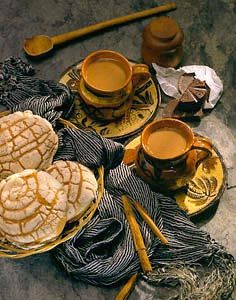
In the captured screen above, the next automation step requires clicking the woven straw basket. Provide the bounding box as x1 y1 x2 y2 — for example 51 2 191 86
0 111 104 258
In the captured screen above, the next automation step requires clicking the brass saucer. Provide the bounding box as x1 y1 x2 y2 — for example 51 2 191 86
77 78 133 121
124 135 227 217
59 60 161 140
79 77 132 108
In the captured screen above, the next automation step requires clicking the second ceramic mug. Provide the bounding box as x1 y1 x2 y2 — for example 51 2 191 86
79 50 150 110
135 118 213 190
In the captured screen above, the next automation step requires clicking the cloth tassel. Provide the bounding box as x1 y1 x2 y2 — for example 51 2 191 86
142 250 236 300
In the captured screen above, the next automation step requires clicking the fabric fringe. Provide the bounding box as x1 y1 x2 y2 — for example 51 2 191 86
142 245 236 300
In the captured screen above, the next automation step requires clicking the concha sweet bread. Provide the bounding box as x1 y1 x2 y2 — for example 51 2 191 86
0 111 58 180
0 169 67 246
47 160 98 222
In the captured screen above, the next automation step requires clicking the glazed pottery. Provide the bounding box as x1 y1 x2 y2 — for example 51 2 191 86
136 118 212 190
78 50 150 120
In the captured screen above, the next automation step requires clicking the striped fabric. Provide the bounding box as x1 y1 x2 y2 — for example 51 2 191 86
1 57 235 297
0 57 74 123
54 128 234 287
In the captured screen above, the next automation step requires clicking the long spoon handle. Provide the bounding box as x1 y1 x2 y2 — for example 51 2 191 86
51 2 177 45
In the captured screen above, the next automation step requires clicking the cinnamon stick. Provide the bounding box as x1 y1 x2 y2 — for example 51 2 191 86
132 199 168 245
122 195 152 273
115 273 138 300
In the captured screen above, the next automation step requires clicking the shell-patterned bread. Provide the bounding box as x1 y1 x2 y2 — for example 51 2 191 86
47 160 98 222
0 111 58 180
0 169 67 246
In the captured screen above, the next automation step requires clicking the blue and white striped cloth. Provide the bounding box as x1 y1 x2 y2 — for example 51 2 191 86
54 127 231 286
0 57 235 297
0 57 74 123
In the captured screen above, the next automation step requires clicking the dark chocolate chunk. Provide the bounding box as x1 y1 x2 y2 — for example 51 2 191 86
176 73 210 113
178 72 195 94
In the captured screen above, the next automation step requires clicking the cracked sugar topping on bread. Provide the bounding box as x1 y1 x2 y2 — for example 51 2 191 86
47 160 98 222
0 111 58 180
0 169 67 245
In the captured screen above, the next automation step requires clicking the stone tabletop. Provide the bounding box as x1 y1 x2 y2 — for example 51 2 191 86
0 0 235 299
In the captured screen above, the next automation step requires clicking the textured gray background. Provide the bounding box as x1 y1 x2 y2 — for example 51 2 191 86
0 0 236 299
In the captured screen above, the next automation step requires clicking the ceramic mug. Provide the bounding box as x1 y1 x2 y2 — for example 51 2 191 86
79 50 150 117
135 118 212 190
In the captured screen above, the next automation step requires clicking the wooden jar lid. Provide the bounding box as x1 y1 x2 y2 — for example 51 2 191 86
143 16 184 51
148 16 179 41
142 16 184 67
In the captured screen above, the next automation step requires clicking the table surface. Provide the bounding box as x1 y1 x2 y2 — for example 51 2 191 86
0 0 236 299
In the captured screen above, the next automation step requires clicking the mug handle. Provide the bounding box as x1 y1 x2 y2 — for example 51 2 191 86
186 136 212 174
131 64 150 89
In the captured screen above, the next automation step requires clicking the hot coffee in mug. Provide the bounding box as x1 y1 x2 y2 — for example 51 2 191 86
79 50 151 121
86 58 128 91
136 118 213 190
146 127 188 159
81 50 150 96
141 118 212 162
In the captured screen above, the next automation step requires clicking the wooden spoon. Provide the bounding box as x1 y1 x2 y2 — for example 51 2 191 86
23 2 176 57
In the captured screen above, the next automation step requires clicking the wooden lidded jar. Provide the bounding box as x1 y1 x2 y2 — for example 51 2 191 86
141 16 184 68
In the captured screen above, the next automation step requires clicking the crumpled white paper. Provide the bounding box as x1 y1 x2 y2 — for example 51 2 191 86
152 64 223 109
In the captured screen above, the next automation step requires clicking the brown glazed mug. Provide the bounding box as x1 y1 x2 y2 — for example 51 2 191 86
135 118 212 191
81 50 150 97
77 50 150 120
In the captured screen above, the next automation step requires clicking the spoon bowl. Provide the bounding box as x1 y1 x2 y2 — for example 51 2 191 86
24 35 53 57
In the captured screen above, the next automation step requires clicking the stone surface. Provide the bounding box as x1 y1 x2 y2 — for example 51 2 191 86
0 0 236 299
